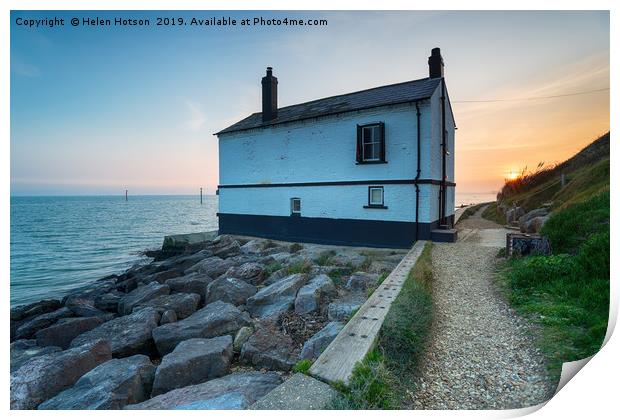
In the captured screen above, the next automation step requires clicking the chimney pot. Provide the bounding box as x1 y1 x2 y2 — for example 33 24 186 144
261 66 278 122
428 47 444 79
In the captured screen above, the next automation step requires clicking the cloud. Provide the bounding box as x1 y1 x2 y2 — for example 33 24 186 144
184 100 206 131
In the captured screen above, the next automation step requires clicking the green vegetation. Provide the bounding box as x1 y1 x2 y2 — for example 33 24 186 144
292 359 312 374
263 262 283 278
498 192 609 381
481 202 505 225
314 250 336 266
287 260 313 274
457 202 489 223
289 243 304 253
330 243 434 409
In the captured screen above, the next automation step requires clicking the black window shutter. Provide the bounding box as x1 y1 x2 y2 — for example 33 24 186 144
379 122 386 162
356 124 362 162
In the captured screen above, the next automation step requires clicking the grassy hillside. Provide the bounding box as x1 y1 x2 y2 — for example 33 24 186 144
483 132 610 223
492 132 610 382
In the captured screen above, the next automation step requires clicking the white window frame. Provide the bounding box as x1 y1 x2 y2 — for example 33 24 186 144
362 125 382 162
290 197 301 215
369 186 384 206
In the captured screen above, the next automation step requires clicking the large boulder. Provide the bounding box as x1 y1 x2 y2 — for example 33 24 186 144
185 256 235 279
117 282 170 315
134 292 200 320
240 239 265 254
152 336 233 396
63 280 117 317
10 340 61 372
221 262 265 286
35 317 104 349
205 277 257 306
38 355 155 409
11 299 62 322
125 372 282 410
10 339 112 409
152 301 251 355
211 239 242 259
160 249 214 272
71 308 160 357
240 323 300 371
166 273 212 302
300 322 344 360
246 274 308 319
263 267 290 286
345 271 379 291
15 307 73 340
294 274 337 314
520 209 550 233
506 206 526 224
328 295 365 321
233 326 254 352
94 290 125 312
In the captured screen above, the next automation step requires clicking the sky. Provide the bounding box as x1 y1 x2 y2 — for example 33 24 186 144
10 10 610 196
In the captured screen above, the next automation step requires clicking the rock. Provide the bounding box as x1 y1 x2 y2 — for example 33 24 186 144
125 372 282 410
240 239 265 254
71 308 160 358
117 282 170 315
205 277 258 306
11 299 62 322
519 208 550 233
152 301 251 355
329 252 367 267
94 290 125 312
250 373 337 410
246 274 308 319
152 336 233 396
162 231 218 252
300 322 344 360
505 206 526 224
116 276 138 293
38 355 155 409
295 274 337 314
15 307 73 340
240 323 300 371
63 280 117 317
10 340 61 372
162 249 215 272
328 295 365 321
233 326 254 352
166 273 211 302
368 260 396 274
263 267 290 285
35 317 104 349
10 339 112 409
134 292 200 319
185 256 235 279
221 262 265 286
211 240 242 259
346 271 379 291
143 268 183 284
160 310 177 325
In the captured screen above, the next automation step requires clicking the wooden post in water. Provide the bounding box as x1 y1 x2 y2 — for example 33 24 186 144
200 187 203 204
125 189 128 201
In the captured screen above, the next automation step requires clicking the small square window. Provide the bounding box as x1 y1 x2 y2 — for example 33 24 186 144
369 187 384 206
291 198 301 214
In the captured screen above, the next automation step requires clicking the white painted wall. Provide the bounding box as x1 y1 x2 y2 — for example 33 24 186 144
218 83 456 224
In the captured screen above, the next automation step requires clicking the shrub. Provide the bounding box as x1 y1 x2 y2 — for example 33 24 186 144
287 260 313 274
292 359 312 374
314 250 336 266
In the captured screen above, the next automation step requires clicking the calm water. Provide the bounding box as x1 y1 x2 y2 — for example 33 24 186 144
10 195 218 307
455 192 498 207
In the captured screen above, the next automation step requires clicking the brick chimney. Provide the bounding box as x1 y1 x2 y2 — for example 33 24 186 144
428 48 444 79
261 67 278 122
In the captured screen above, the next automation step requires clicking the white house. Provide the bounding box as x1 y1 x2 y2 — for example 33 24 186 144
215 48 456 248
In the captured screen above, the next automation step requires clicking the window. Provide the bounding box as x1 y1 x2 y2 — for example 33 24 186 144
356 122 386 163
291 198 301 215
364 186 387 209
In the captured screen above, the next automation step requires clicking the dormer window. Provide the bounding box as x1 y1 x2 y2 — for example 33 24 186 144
356 122 386 164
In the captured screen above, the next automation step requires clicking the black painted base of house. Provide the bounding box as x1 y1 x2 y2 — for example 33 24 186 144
218 213 456 249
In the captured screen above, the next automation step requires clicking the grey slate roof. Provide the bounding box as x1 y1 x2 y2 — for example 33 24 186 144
216 77 441 135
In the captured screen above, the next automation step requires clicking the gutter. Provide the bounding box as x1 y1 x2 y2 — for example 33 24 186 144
415 102 421 240
440 79 447 226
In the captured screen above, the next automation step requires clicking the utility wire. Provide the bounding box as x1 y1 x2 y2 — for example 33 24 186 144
453 87 610 103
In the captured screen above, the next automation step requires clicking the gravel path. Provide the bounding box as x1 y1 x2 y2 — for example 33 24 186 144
409 206 555 409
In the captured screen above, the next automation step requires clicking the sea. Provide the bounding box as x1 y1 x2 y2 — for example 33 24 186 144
10 191 496 307
10 195 218 307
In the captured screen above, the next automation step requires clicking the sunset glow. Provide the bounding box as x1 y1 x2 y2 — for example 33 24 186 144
10 11 609 197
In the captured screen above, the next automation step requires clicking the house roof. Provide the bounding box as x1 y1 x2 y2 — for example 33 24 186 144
216 76 441 135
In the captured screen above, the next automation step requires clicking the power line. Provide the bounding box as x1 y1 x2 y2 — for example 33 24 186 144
453 87 609 103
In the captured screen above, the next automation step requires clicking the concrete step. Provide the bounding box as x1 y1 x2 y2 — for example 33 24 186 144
431 229 458 242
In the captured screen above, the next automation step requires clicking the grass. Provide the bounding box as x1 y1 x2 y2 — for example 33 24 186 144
497 191 609 381
481 202 506 225
286 260 313 274
314 250 336 266
457 202 489 223
292 359 312 374
263 262 283 278
330 242 434 409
